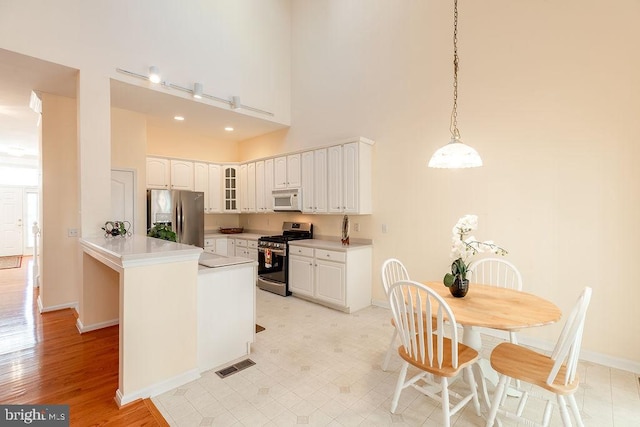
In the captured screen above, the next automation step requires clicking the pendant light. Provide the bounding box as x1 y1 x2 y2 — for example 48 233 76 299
428 0 482 169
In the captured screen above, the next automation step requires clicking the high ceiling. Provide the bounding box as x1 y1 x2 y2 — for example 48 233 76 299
0 48 287 167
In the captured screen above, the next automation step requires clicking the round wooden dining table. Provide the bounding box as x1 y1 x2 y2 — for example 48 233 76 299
422 281 562 408
424 281 562 350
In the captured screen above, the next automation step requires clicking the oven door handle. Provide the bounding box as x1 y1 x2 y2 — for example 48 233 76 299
258 247 285 256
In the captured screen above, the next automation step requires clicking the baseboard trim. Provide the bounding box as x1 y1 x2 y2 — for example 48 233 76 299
115 369 201 407
76 318 119 334
372 298 640 374
38 299 78 314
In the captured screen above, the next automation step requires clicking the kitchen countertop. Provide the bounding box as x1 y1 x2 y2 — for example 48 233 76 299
288 238 372 251
80 235 202 269
204 232 264 241
198 252 255 270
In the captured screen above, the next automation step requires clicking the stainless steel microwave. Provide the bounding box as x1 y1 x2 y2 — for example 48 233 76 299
272 188 301 212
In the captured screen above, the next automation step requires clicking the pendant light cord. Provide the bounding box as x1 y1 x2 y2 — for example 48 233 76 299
450 0 461 140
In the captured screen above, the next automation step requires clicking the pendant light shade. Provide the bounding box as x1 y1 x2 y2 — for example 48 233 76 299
428 136 483 168
428 0 482 169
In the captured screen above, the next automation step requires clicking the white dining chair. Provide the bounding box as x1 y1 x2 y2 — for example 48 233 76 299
388 280 481 427
469 258 523 344
380 258 410 371
485 287 592 427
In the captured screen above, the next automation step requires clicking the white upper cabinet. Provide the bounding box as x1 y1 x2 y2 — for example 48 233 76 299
287 154 302 187
170 160 194 190
314 148 328 214
274 156 287 189
208 164 222 213
194 162 209 209
326 139 373 214
255 160 266 212
327 146 343 213
255 159 274 213
146 157 170 189
239 164 248 212
146 137 373 215
239 163 256 213
222 165 239 213
301 151 315 213
274 154 301 189
264 158 274 211
343 140 373 214
246 162 256 212
301 149 328 214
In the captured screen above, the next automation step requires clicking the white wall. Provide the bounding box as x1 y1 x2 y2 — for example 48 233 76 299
239 0 640 368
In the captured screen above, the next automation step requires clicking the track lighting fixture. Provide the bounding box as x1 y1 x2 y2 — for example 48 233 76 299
115 68 273 116
230 96 241 110
148 66 161 84
193 82 203 99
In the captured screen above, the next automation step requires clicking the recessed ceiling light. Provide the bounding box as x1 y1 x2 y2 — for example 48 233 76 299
224 127 234 132
174 116 185 121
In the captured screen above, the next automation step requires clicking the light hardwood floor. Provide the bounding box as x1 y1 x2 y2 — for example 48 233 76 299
0 257 168 426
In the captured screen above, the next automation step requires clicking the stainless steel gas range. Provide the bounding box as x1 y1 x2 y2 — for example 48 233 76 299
257 222 313 296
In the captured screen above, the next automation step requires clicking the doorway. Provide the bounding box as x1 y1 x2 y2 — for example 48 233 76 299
0 186 24 257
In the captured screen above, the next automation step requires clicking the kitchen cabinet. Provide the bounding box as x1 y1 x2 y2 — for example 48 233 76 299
170 160 194 190
315 255 346 306
222 165 239 213
301 151 314 213
314 149 328 213
207 164 222 213
194 162 209 209
248 163 256 212
234 238 258 262
204 237 228 256
327 146 343 213
274 154 301 189
326 138 374 214
301 149 328 214
289 248 314 296
255 159 274 213
146 157 170 189
288 242 372 313
239 164 248 212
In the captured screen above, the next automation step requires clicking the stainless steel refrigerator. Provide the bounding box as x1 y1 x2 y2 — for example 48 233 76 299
147 189 204 248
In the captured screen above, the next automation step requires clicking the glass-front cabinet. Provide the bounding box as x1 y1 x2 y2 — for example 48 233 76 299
223 165 239 213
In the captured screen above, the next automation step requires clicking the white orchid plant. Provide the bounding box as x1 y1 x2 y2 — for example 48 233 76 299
443 215 508 287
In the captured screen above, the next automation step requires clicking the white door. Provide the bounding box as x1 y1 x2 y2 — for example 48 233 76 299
0 187 23 256
111 169 135 234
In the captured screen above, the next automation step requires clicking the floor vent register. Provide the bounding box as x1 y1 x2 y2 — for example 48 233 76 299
215 359 256 379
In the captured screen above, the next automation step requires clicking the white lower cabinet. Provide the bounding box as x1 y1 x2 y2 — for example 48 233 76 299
315 257 345 306
204 237 229 256
288 243 372 313
235 238 258 262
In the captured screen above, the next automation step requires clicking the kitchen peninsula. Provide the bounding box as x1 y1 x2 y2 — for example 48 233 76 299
78 236 256 407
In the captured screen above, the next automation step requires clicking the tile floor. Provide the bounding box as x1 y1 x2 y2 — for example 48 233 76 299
153 289 640 426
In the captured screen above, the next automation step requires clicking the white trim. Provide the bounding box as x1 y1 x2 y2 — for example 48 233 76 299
115 369 201 407
76 318 119 334
371 298 640 374
111 167 137 234
38 299 78 314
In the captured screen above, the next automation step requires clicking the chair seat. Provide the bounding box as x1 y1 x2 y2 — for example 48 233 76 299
399 335 478 378
490 342 579 395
